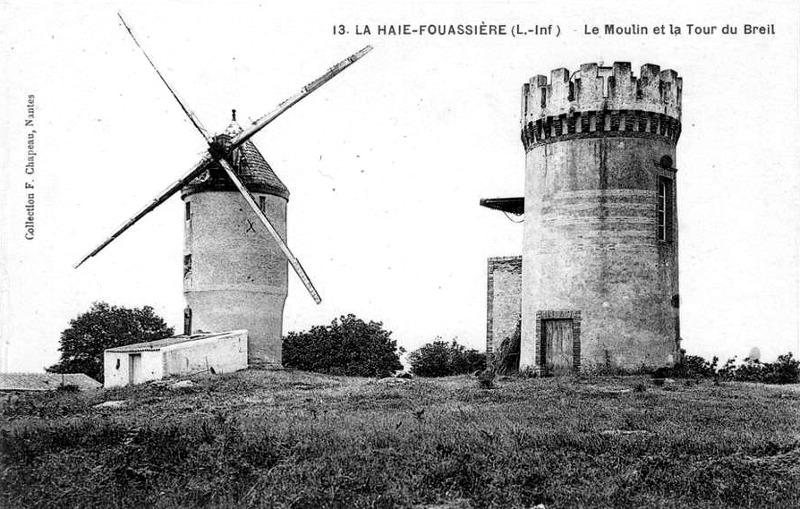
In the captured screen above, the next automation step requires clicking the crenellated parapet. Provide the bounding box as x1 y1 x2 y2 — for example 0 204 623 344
521 62 682 149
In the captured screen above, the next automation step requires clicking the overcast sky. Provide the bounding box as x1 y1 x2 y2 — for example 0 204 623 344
1 0 798 372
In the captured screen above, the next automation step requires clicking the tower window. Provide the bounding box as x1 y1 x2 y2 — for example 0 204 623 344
185 202 191 222
657 177 672 242
259 196 266 214
183 254 192 277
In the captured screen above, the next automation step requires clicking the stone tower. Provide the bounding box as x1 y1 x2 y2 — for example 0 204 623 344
519 62 682 372
181 120 289 366
482 62 682 374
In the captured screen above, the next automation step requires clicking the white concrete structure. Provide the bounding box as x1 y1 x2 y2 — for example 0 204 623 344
103 330 248 388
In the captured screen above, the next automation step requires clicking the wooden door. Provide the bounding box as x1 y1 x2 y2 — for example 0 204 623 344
129 354 142 386
543 319 573 374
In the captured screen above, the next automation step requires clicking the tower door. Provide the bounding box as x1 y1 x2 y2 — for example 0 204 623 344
542 319 573 374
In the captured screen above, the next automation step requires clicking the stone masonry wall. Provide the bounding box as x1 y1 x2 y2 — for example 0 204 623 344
519 62 681 372
486 256 523 356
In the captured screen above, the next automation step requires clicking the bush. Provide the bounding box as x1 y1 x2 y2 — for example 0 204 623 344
282 314 403 377
409 338 485 377
666 350 719 379
491 323 521 375
680 353 719 378
666 350 799 384
718 353 799 384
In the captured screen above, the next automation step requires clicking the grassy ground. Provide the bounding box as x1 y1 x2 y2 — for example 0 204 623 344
1 370 798 509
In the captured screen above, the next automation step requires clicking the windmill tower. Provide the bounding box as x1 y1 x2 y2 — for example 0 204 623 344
76 14 372 365
182 117 292 365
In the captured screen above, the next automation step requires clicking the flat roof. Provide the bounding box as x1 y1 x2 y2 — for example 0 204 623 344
479 197 524 215
106 331 242 353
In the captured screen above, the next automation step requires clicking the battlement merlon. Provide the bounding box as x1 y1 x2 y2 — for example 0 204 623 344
521 62 682 123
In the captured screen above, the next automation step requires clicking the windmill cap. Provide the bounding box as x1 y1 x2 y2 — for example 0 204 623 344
182 120 290 200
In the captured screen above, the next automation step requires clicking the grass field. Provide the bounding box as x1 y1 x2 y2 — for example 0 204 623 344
1 370 798 508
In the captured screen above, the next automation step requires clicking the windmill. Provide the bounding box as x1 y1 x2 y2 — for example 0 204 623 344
75 13 373 366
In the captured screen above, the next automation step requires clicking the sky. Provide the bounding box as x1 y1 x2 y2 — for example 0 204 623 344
1 0 798 372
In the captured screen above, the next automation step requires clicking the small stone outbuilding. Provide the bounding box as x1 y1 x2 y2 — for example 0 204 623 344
104 330 248 388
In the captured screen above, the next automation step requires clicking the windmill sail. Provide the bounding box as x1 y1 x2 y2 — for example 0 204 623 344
216 158 322 304
229 45 373 150
117 12 212 143
77 15 373 305
73 156 211 268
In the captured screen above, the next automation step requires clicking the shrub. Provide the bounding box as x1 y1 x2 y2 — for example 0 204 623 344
491 323 521 375
477 373 495 389
764 353 800 383
282 314 403 377
668 350 719 379
586 348 798 385
409 338 485 377
718 353 799 384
